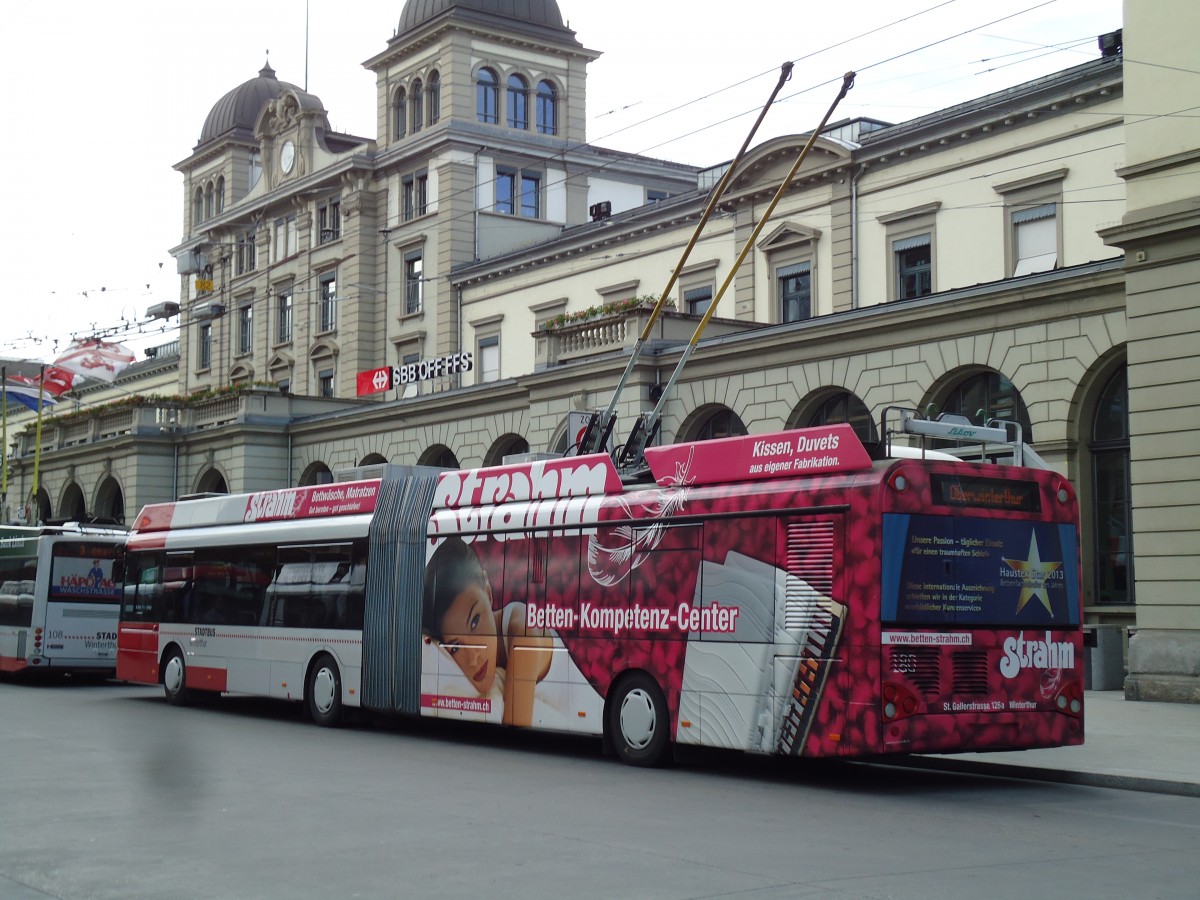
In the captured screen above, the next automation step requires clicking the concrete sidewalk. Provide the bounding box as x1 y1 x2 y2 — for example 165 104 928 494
904 690 1200 797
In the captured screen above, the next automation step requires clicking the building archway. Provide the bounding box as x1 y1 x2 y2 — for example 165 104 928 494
60 482 87 522
194 468 229 496
1086 363 1132 607
92 476 125 524
927 368 1033 443
418 445 459 469
790 389 878 446
30 487 52 525
484 433 530 466
299 461 334 486
678 405 747 443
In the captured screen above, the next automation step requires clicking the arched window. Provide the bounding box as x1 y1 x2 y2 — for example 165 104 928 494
394 88 407 140
420 445 460 469
808 392 878 445
427 71 441 124
299 462 334 486
195 469 229 495
205 182 214 219
1091 366 1132 604
485 434 530 466
194 187 204 224
507 74 528 129
411 79 424 133
476 68 499 124
215 176 225 214
694 408 747 442
939 371 1033 442
536 80 557 135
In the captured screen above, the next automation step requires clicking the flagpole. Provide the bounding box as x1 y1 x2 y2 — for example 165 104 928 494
31 364 45 525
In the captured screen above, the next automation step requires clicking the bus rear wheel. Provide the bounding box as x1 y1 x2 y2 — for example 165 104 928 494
162 649 190 707
307 654 343 727
608 672 670 767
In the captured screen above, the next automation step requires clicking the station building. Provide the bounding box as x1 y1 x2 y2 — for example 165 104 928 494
4 0 1198 702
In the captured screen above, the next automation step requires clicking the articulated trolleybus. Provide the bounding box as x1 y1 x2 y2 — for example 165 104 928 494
117 412 1083 766
1 524 125 675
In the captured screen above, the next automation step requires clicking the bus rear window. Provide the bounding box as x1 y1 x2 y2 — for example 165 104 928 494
881 513 1079 627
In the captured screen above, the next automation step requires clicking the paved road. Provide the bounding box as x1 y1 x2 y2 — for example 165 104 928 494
3 679 1199 900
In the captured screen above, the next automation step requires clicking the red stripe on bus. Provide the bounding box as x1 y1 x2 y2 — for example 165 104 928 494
186 665 227 692
0 655 30 673
116 650 159 685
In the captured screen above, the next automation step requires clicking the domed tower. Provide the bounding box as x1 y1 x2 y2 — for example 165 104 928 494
363 0 600 360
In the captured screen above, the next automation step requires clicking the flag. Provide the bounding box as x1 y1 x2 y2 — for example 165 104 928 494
3 377 57 412
53 340 136 384
39 366 77 397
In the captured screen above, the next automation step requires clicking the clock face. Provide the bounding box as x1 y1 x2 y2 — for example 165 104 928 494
280 140 295 174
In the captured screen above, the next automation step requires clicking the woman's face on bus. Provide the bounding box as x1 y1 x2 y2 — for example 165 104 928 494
439 579 498 695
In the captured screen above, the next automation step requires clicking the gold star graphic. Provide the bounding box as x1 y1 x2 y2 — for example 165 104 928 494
1003 532 1063 616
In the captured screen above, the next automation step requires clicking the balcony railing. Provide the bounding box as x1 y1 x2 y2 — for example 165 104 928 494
535 303 754 369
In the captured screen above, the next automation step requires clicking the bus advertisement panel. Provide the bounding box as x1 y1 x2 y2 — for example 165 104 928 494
118 425 1084 766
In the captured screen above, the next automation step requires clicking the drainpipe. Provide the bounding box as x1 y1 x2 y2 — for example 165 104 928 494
850 163 866 309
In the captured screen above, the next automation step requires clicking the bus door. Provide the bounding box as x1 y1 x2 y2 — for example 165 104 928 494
43 540 122 667
511 529 598 733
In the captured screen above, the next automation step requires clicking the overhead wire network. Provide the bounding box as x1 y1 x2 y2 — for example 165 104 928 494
1 0 1131 363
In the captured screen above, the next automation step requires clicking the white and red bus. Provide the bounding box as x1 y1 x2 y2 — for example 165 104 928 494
0 525 125 674
117 414 1083 766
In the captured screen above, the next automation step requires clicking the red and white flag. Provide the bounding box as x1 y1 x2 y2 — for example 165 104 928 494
38 366 77 396
53 340 136 384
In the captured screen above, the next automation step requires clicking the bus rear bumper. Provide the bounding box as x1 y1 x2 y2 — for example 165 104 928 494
880 710 1084 754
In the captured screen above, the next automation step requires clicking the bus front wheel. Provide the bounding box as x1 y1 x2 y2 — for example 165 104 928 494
608 672 670 767
162 649 190 707
307 654 343 727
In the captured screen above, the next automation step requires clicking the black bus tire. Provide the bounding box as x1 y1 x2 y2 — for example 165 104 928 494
307 654 343 727
162 648 190 707
607 672 670 767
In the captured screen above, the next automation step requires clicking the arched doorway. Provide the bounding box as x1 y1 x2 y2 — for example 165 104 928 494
419 445 459 469
60 482 87 522
484 434 530 466
1090 366 1132 605
195 468 229 495
299 462 333 486
686 406 747 442
92 477 125 524
803 391 878 445
935 370 1033 441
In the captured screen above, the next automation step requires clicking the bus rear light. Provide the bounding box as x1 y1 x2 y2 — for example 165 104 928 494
882 682 920 721
1054 681 1083 717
